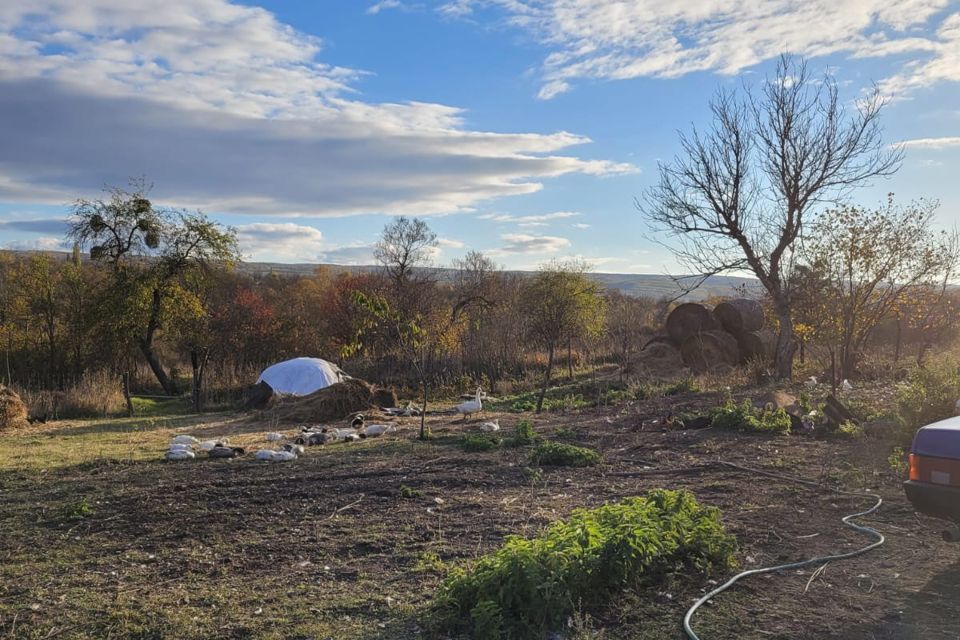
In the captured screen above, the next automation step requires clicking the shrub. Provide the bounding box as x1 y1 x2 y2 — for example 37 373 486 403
530 441 600 467
666 377 699 396
429 490 737 639
400 484 423 499
507 420 539 447
462 434 503 452
835 420 865 439
896 364 960 443
710 399 791 435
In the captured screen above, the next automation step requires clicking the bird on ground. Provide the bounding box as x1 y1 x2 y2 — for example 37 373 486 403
265 432 285 442
165 449 195 461
362 424 396 437
480 419 500 433
351 414 365 429
171 435 199 445
455 387 483 421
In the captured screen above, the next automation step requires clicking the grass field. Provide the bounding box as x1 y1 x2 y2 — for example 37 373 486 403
1 384 959 639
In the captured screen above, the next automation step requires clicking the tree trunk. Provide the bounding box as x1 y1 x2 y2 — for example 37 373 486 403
122 372 134 417
190 348 209 413
567 338 573 380
536 344 555 414
773 304 797 380
894 315 902 364
419 378 428 440
140 287 177 395
139 338 177 395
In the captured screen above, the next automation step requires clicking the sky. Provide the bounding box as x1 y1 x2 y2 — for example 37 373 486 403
0 0 959 274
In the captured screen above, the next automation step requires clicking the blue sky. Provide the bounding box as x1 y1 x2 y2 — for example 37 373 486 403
0 1 959 273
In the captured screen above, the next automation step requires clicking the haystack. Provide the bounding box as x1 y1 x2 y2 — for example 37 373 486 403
0 385 29 432
680 330 739 373
714 298 764 333
636 341 685 376
665 303 720 343
273 378 376 423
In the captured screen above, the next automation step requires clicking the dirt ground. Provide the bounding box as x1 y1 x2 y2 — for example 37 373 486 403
1 390 959 639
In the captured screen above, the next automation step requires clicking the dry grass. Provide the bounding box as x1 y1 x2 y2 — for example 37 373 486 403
15 370 126 419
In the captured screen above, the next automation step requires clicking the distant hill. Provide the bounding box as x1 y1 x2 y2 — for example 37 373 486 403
2 249 760 301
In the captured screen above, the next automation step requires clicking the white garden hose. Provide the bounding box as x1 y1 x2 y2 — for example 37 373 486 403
683 461 886 640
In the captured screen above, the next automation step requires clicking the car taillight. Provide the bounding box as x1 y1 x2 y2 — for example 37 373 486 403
909 454 920 481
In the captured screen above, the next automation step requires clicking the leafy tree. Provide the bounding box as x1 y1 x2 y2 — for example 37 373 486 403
798 197 959 379
521 260 606 413
641 55 901 379
67 181 239 395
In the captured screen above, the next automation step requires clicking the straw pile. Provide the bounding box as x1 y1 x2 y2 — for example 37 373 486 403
273 378 376 423
0 385 29 432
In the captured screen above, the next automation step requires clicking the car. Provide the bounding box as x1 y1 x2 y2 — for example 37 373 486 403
904 414 960 541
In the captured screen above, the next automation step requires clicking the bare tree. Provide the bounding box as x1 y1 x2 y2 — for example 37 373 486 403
451 250 497 320
641 55 902 379
374 216 438 287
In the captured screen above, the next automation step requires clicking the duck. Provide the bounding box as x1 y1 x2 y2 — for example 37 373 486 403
361 424 396 438
209 444 244 459
480 419 500 433
165 449 195 461
455 387 483 421
199 440 220 451
283 443 305 455
350 414 365 429
171 435 199 445
271 449 298 462
168 442 194 452
254 449 276 461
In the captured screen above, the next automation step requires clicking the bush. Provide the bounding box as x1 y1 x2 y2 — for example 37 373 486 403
507 420 539 447
835 420 865 439
462 434 503 452
16 369 127 419
710 399 791 435
530 441 600 467
896 364 960 443
429 490 737 639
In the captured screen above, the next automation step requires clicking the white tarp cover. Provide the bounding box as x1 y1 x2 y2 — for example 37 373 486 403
256 357 349 396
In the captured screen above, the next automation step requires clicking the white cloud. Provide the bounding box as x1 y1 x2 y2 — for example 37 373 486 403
0 0 633 217
478 211 580 227
899 136 960 149
490 233 570 254
237 223 324 261
2 236 68 251
572 222 590 229
367 1 407 15
321 243 377 265
437 237 466 248
446 1 957 99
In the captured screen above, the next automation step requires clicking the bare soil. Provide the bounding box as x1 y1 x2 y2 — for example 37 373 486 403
1 393 958 639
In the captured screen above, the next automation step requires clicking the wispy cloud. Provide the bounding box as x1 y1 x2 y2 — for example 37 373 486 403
489 233 570 255
0 217 69 234
900 136 960 149
237 223 325 261
0 1 633 217
444 1 958 99
478 211 580 227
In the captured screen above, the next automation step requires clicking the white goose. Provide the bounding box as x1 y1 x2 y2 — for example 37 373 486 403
456 387 483 421
480 419 500 433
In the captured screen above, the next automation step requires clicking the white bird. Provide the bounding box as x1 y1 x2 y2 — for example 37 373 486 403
271 449 298 461
254 449 276 461
171 435 199 445
344 433 361 442
168 442 194 452
480 419 500 433
841 379 853 391
456 387 483 421
362 424 396 437
165 449 195 461
266 432 285 442
804 376 818 387
283 443 305 455
199 440 219 451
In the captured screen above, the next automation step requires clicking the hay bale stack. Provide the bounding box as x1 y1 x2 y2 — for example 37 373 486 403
372 387 398 408
665 303 720 343
642 335 679 349
0 385 29 432
680 330 739 373
636 341 685 375
714 298 764 333
273 378 375 423
732 329 775 364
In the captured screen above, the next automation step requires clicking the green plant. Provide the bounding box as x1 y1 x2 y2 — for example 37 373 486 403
896 364 960 443
414 551 447 574
64 497 94 520
507 420 539 447
400 484 423 499
710 399 791 435
554 426 575 439
665 377 699 396
462 434 503 452
429 490 737 639
835 420 865 439
888 446 908 477
530 441 601 467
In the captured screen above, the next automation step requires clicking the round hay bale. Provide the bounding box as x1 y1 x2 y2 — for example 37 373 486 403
372 387 398 408
680 330 739 373
273 378 375 423
642 334 679 349
636 341 685 376
732 329 775 364
0 385 29 432
666 303 720 343
714 298 764 333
